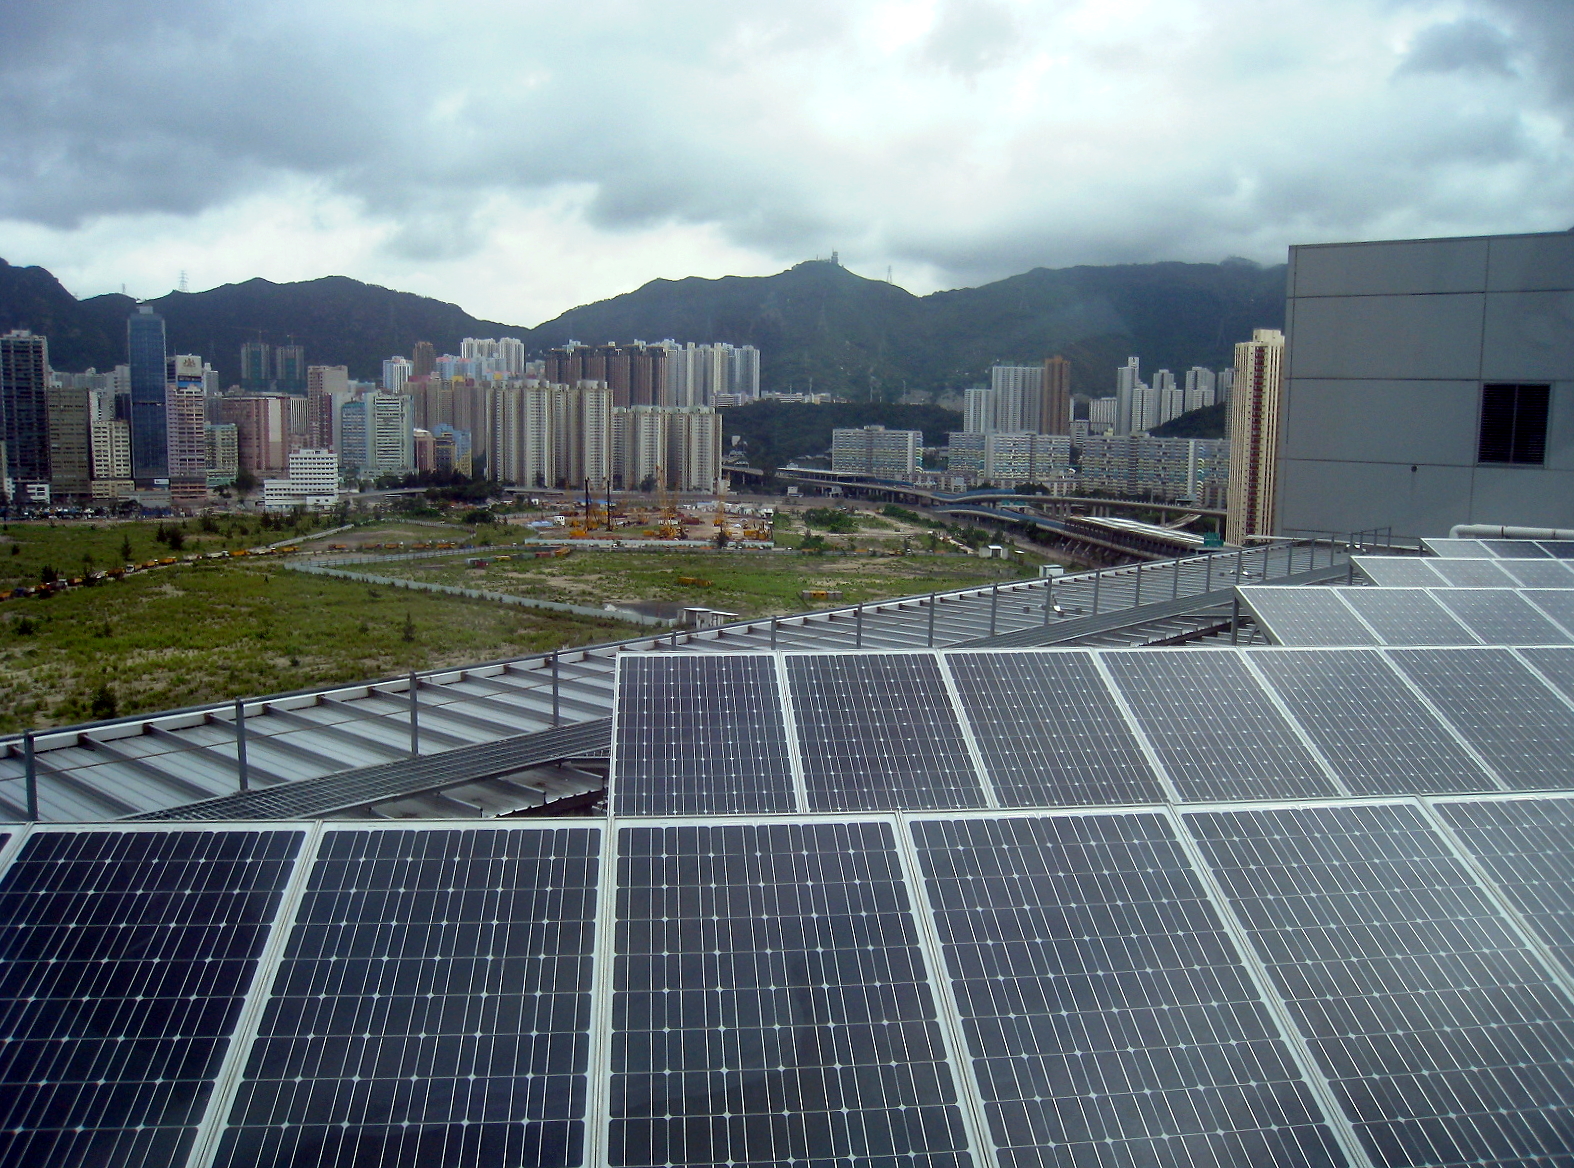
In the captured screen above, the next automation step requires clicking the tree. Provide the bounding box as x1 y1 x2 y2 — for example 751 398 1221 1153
402 612 416 642
89 683 117 721
713 529 730 549
234 467 258 499
119 534 132 562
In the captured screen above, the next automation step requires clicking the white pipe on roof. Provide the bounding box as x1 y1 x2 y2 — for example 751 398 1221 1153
1447 524 1574 540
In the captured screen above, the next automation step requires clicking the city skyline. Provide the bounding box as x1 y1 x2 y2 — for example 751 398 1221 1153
1 1 1569 326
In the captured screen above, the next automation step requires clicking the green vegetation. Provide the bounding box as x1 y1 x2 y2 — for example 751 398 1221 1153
1150 401 1227 439
358 546 1029 620
0 555 638 734
718 400 960 468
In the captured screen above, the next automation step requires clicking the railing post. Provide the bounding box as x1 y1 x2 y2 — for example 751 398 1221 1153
1133 564 1142 608
1092 570 1101 616
23 731 37 821
989 583 998 636
927 593 937 647
234 699 249 792
1230 597 1240 645
551 652 561 727
770 615 778 650
1204 554 1213 594
1043 580 1051 625
855 602 864 648
1171 558 1181 599
408 672 420 756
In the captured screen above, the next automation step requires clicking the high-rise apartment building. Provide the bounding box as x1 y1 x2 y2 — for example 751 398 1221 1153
1 330 52 501
1226 328 1286 544
127 307 167 484
47 384 92 499
263 448 338 511
946 432 1071 485
306 365 350 449
964 386 996 434
1184 367 1217 413
1088 397 1118 431
365 393 414 475
166 354 210 507
216 395 290 476
830 425 921 478
205 423 238 486
412 341 436 379
90 420 133 496
1042 356 1071 436
381 356 413 395
1079 434 1229 507
1115 356 1141 435
273 344 306 395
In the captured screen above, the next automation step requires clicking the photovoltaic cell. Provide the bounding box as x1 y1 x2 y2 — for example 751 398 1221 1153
1101 653 1338 802
1338 589 1479 646
1437 796 1574 978
610 821 974 1168
1520 646 1574 701
1496 560 1574 589
1419 539 1493 558
1481 539 1550 558
1425 559 1521 588
1250 650 1494 795
211 826 600 1168
1353 558 1445 588
945 652 1165 806
0 829 303 1168
911 814 1350 1168
1431 589 1573 646
1237 588 1379 646
786 654 984 812
1386 648 1574 790
1185 803 1574 1168
1522 590 1574 636
1537 541 1574 559
614 656 795 816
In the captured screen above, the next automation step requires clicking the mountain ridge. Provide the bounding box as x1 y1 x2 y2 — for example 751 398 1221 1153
0 255 1287 399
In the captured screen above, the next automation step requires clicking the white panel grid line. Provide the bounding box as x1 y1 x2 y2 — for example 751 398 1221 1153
1509 647 1574 715
1236 655 1353 798
1327 590 1390 644
935 652 1001 810
888 813 1004 1168
0 821 35 880
607 652 625 816
1088 653 1185 806
582 818 620 1168
1520 592 1574 641
1165 804 1378 1168
186 821 326 1168
773 652 810 815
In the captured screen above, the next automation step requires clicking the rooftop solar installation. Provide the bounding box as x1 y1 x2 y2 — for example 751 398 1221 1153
944 651 1166 806
208 825 600 1168
1419 538 1494 558
1235 587 1380 646
1352 556 1446 588
1431 588 1574 645
1387 648 1574 790
1185 802 1574 1168
1481 538 1553 558
1100 652 1340 801
609 821 976 1168
1522 589 1574 636
1424 557 1522 588
1496 559 1574 588
1539 540 1574 559
1250 649 1497 795
613 655 795 816
0 828 303 1168
1521 646 1574 701
1337 588 1480 646
785 653 986 812
911 812 1352 1168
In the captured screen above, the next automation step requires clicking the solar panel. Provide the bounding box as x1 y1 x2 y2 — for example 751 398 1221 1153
1338 588 1479 646
1352 557 1445 588
1185 802 1574 1168
1522 590 1574 636
1386 648 1574 790
911 813 1351 1168
1496 559 1574 588
1425 558 1521 588
945 651 1166 806
1236 588 1379 646
1481 539 1550 558
1419 538 1494 558
614 656 796 816
786 654 985 812
1437 796 1574 979
1250 649 1496 795
1520 646 1574 701
609 821 976 1168
1100 653 1339 801
210 825 600 1168
1537 541 1574 559
1432 587 1573 645
0 829 303 1168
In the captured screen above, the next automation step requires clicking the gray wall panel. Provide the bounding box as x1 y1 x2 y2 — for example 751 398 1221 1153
1481 291 1574 381
1487 234 1574 292
1280 380 1479 464
1290 238 1489 297
1467 465 1574 526
1287 293 1484 380
1277 458 1476 536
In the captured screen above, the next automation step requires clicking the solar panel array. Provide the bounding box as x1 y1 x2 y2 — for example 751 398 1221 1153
1422 538 1574 559
1242 585 1574 647
5 796 1574 1167
614 646 1574 814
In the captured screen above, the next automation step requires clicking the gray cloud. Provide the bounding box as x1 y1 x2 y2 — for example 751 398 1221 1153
1 0 1571 300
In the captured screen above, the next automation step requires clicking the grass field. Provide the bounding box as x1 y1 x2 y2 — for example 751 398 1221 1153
356 545 1032 619
0 519 635 734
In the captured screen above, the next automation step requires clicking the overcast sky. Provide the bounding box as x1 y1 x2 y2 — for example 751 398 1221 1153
1 0 1569 326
